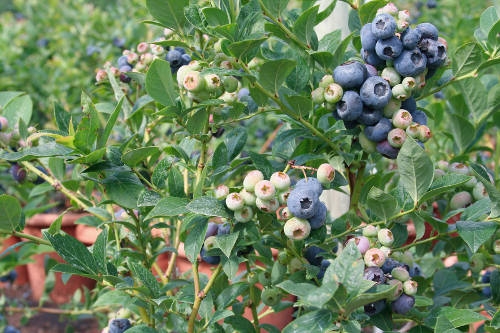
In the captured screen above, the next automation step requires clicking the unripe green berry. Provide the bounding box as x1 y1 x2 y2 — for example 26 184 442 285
270 171 291 191
378 228 394 247
284 217 311 241
363 225 379 238
239 189 257 206
203 235 217 251
470 253 485 273
391 266 410 281
255 197 280 213
261 287 282 306
383 98 402 118
243 170 264 192
226 192 245 211
277 190 291 205
214 184 229 200
402 279 418 295
234 206 254 223
222 76 239 93
319 74 334 88
402 77 416 92
449 191 472 210
183 71 206 93
387 128 407 148
311 87 325 104
472 182 488 200
359 131 377 153
204 73 222 92
464 176 478 189
417 124 432 142
392 84 409 100
220 91 238 103
381 67 402 87
392 109 413 129
317 163 335 185
247 271 259 284
364 248 386 267
288 257 303 274
254 180 276 200
258 271 272 286
324 83 343 103
436 160 449 170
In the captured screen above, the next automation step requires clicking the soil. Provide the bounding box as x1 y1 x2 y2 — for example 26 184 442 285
1 284 101 333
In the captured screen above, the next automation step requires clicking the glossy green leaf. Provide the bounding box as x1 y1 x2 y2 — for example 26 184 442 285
419 174 471 203
216 282 248 309
282 309 333 333
213 232 239 259
366 187 398 220
397 137 434 206
53 102 71 134
284 95 313 118
277 279 337 308
318 30 342 53
212 142 229 171
447 114 476 154
168 166 186 198
102 171 144 209
202 7 229 26
293 5 319 49
261 0 289 18
92 229 108 274
331 33 353 67
286 56 311 91
145 59 178 107
146 0 188 31
2 93 32 130
487 20 500 45
151 158 171 188
98 97 123 148
247 151 273 178
358 0 387 25
137 190 161 208
0 195 22 232
185 4 206 31
187 196 230 218
227 38 267 62
74 100 99 154
224 128 247 160
236 0 261 41
225 315 255 332
259 59 296 93
144 197 189 220
122 147 160 167
456 220 497 253
129 261 162 297
436 307 489 329
453 42 484 76
471 163 500 218
480 6 499 34
433 269 471 296
1 142 73 162
457 77 487 123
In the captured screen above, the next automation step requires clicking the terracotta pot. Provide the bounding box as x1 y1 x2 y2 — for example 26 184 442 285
175 243 295 331
22 213 97 304
0 235 30 286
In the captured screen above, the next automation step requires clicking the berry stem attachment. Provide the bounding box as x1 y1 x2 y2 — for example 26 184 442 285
245 262 260 330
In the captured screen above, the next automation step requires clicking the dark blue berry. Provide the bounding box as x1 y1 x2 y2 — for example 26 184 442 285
409 264 422 277
3 326 20 333
376 140 400 159
36 38 49 48
304 246 324 266
410 110 428 125
363 266 386 284
336 90 363 121
295 177 323 197
381 258 406 274
200 248 221 265
481 271 491 283
308 201 327 229
119 73 131 84
166 49 183 72
416 22 439 41
360 23 378 51
174 47 186 55
482 286 492 297
217 222 231 235
361 48 386 69
365 64 379 77
112 37 126 48
401 28 422 50
358 107 383 126
365 299 387 316
394 49 427 77
401 97 417 113
375 36 403 61
371 13 397 39
181 53 191 65
333 61 368 90
117 55 130 68
391 294 415 314
419 39 447 68
364 117 392 142
427 0 437 8
86 45 101 56
205 222 219 238
119 65 132 73
317 259 330 279
287 187 318 219
359 76 392 109
108 318 132 333
10 164 26 183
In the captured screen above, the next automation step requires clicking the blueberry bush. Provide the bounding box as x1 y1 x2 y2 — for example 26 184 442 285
1 0 500 332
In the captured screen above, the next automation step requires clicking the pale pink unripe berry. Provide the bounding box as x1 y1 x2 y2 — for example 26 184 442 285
127 52 139 65
95 69 107 83
270 171 291 191
387 128 407 148
392 84 409 100
378 228 394 247
392 266 410 281
392 109 413 129
141 52 154 65
405 123 420 139
317 163 335 185
472 182 488 200
436 160 449 170
254 180 276 200
403 279 418 295
348 236 370 254
284 217 311 241
255 197 280 213
379 246 392 257
387 279 404 301
324 83 343 103
136 42 149 54
364 248 386 267
243 170 264 192
398 9 410 21
434 168 446 178
183 71 206 93
234 206 254 223
448 162 469 175
239 189 256 206
449 191 472 210
397 19 409 32
363 225 379 238
417 124 432 142
378 2 398 15
204 73 222 92
464 176 478 189
225 192 245 211
214 184 229 200
277 206 293 221
134 61 147 72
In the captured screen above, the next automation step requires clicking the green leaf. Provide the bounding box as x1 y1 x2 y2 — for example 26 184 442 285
186 108 208 135
168 166 185 198
145 59 178 107
225 315 255 332
98 97 123 148
43 231 99 275
92 228 108 274
151 159 171 188
185 4 206 31
124 325 158 333
419 174 471 203
456 77 487 124
358 0 387 24
213 232 239 258
187 197 230 218
224 127 247 160
93 290 132 307
452 42 484 76
433 269 471 296
456 221 497 253
437 307 489 328
366 187 398 220
471 163 500 218
259 59 297 93
222 256 243 280
227 37 267 62
216 282 248 309
344 284 398 316
122 147 160 167
260 0 289 18
2 93 32 130
236 0 261 41
184 216 208 263
331 33 354 67
212 142 229 171
447 114 476 154
129 262 162 297
282 309 333 333
286 56 311 91
293 5 319 49
284 95 313 118
247 151 273 178
487 19 500 46
145 0 188 31
202 7 229 26
0 195 22 232
144 197 189 220
318 30 342 53
480 6 499 35
53 102 71 134
397 137 434 206
102 171 144 209
277 279 337 308
137 190 161 208
491 309 500 329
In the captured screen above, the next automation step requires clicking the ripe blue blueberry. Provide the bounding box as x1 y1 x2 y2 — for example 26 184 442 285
200 247 221 265
360 23 378 51
410 110 428 125
217 222 231 235
365 63 379 77
381 258 408 274
287 187 318 219
401 28 422 49
3 326 20 333
376 140 400 159
317 259 331 279
363 266 386 284
10 164 26 183
416 22 439 41
391 294 415 314
295 177 323 197
409 264 422 277
371 13 397 39
181 53 192 65
359 76 392 109
375 36 403 61
206 222 219 238
333 61 368 90
166 49 183 69
304 246 324 266
336 90 363 121
358 107 383 126
308 201 327 229
364 117 392 142
0 270 17 284
361 48 386 68
364 299 386 316
117 55 130 67
419 38 447 68
394 49 427 77
108 318 132 333
401 97 417 113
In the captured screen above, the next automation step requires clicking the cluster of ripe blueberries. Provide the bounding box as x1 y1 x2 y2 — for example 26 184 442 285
312 3 447 159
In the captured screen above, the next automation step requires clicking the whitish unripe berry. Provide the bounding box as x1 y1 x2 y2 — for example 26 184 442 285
392 83 409 100
402 77 416 91
243 170 264 192
449 191 472 210
277 190 291 205
377 228 394 247
364 248 386 267
448 162 469 175
203 235 217 251
472 182 488 200
348 236 371 254
254 180 276 200
406 123 420 139
214 184 229 200
317 163 335 185
363 225 379 238
391 266 410 281
284 217 311 240
378 3 398 15
270 171 291 191
434 168 446 178
398 9 410 21
319 74 334 88
436 160 449 170
392 109 413 129
379 246 392 257
403 279 418 295
255 197 280 213
387 279 404 301
381 67 401 87
183 71 206 93
176 65 192 87
383 98 402 118
234 206 254 223
240 189 257 206
226 192 245 211
417 124 432 142
324 83 343 103
464 176 478 189
220 91 238 103
311 87 325 104
387 128 407 148
204 73 222 92
0 116 8 131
